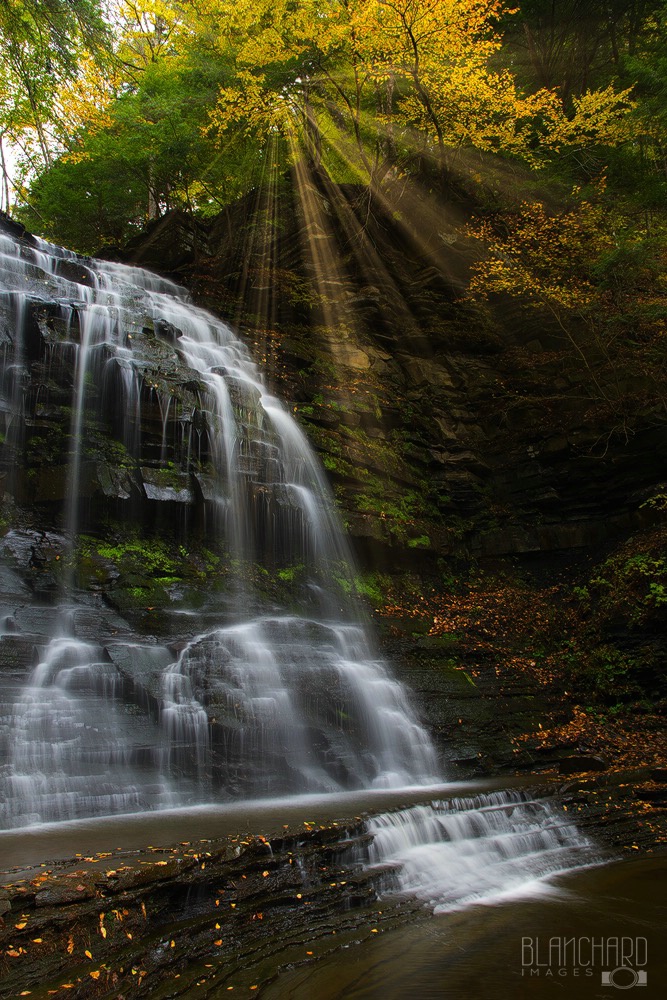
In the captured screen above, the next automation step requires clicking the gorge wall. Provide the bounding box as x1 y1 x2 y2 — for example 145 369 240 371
1 175 666 719
99 176 667 569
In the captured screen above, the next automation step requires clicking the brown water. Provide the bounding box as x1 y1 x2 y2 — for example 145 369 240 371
260 855 667 1000
2 784 664 1000
0 779 534 872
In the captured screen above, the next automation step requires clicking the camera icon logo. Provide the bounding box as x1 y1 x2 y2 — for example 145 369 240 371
601 968 647 989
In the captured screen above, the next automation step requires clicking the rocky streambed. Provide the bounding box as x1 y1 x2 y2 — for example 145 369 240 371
1 618 665 999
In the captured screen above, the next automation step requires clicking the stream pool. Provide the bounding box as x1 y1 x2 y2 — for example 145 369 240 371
1 782 664 999
263 854 667 999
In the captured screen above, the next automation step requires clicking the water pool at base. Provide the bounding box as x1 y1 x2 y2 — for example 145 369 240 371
261 855 667 1000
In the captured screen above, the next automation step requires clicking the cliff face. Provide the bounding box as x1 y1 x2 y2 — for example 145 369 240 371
97 179 666 571
2 184 666 716
1 202 666 846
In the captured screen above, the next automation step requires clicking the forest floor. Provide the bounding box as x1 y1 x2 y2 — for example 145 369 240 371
1 568 666 997
373 566 667 854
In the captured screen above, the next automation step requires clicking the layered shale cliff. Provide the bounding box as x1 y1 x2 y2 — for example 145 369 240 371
95 177 667 568
1 177 666 721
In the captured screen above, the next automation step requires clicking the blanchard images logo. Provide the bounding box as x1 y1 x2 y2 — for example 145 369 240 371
521 936 648 987
601 969 647 989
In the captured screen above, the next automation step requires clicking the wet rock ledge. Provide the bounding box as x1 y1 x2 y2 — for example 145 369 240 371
0 819 398 999
2 771 667 999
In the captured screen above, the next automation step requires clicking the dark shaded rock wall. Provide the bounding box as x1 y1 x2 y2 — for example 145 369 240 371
99 179 667 571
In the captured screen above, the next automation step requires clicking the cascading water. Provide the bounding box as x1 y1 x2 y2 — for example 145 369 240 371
0 221 602 905
364 789 600 912
0 222 437 828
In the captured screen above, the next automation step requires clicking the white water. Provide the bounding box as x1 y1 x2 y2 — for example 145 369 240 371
366 790 601 912
0 224 602 908
0 225 437 827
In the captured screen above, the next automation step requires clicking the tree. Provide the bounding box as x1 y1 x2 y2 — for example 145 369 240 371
0 0 109 178
6 0 650 255
499 1 665 97
467 181 667 435
205 0 635 185
17 24 259 247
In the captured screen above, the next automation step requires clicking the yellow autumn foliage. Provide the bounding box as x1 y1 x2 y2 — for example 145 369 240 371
469 190 622 314
203 0 637 178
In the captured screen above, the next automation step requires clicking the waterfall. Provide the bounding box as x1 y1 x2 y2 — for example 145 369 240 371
0 223 438 827
0 222 605 909
365 790 600 912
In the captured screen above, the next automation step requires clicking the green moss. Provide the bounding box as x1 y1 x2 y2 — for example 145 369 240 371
277 563 305 583
75 530 232 604
408 534 431 549
351 571 392 606
92 438 134 468
96 538 180 577
199 546 221 571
